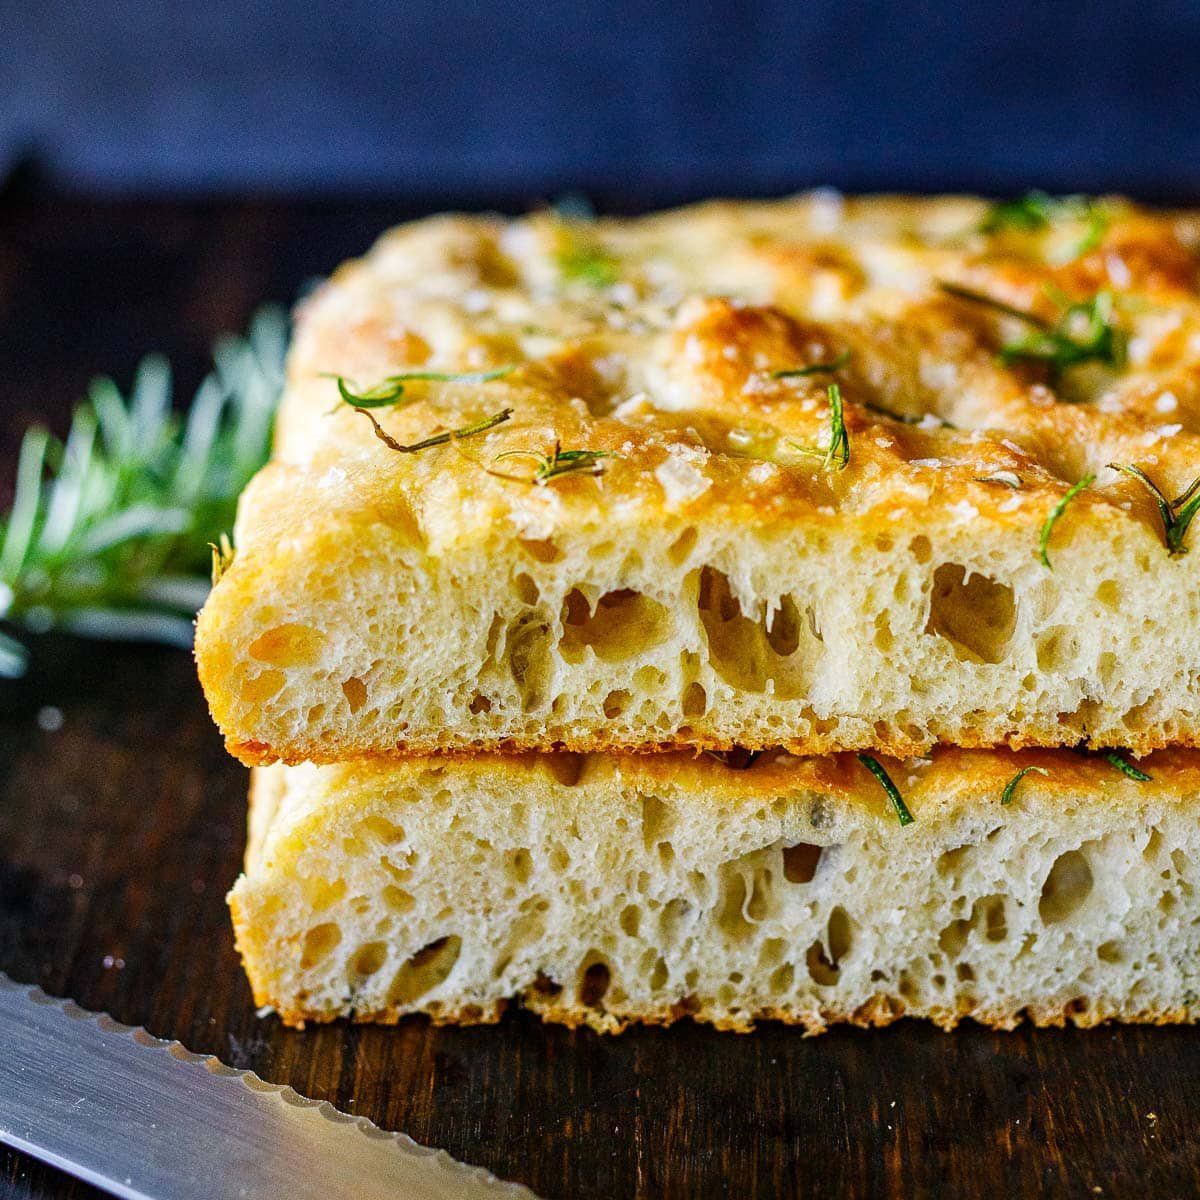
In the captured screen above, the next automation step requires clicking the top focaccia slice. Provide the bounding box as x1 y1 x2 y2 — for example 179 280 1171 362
196 194 1200 765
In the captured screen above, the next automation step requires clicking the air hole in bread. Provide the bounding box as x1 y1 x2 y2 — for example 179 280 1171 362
697 567 815 697
247 623 326 667
504 612 553 710
1035 626 1077 673
641 794 674 850
341 675 368 713
517 536 562 563
925 564 1015 664
1096 579 1122 610
976 894 1008 942
603 689 631 717
1039 849 1094 924
682 681 708 717
770 962 795 991
300 922 341 969
351 942 388 978
387 936 462 1006
781 842 823 884
242 669 285 704
579 958 612 1006
506 848 533 885
468 693 492 713
544 752 586 787
667 525 698 565
513 572 540 605
559 588 669 663
361 816 406 844
382 884 414 913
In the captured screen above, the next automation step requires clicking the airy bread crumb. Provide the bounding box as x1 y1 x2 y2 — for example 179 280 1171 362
230 747 1200 1032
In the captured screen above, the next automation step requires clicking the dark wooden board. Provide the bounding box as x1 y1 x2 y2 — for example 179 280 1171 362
3 190 1200 1200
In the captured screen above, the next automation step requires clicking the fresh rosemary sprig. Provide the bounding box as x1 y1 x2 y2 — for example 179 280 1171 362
1107 463 1200 557
491 442 614 485
1104 751 1152 782
855 753 914 826
773 350 852 379
1037 474 1095 569
1001 764 1049 805
979 192 1108 263
352 406 513 454
788 384 850 471
0 308 286 677
937 282 1125 378
330 366 515 409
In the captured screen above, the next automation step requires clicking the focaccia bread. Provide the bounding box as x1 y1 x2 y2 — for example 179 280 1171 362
231 747 1200 1033
197 195 1200 763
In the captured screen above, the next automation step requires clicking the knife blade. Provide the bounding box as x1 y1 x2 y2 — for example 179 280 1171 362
0 972 539 1200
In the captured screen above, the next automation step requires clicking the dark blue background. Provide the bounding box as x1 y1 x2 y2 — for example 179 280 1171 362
3 0 1199 200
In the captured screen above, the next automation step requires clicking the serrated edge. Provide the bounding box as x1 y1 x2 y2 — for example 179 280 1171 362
0 972 538 1198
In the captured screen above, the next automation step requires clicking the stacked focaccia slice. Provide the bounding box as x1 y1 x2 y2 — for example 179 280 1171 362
199 193 1200 1030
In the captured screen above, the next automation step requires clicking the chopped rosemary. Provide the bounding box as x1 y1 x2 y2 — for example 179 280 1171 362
1037 473 1095 569
1104 751 1152 782
999 291 1124 374
979 192 1108 263
352 406 512 454
1108 463 1200 556
1001 764 1049 805
788 384 849 471
209 532 235 585
937 282 1125 378
773 350 852 379
855 753 914 826
980 192 1059 234
550 199 619 289
330 366 515 409
492 442 614 485
0 308 286 677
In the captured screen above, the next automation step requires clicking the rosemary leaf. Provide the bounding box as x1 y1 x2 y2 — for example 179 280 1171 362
210 533 235 585
979 192 1108 263
331 366 515 409
855 753 914 826
788 384 850 471
773 350 852 379
1104 751 1152 782
1108 463 1200 556
937 282 1124 378
353 406 513 454
1038 474 1095 569
1001 764 1049 805
492 442 614 485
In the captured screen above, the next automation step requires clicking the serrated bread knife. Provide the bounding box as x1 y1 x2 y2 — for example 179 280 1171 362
0 972 539 1200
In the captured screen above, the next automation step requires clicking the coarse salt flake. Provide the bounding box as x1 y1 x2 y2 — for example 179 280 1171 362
656 455 712 505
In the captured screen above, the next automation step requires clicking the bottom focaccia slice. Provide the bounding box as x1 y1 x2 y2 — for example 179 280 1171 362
230 748 1200 1033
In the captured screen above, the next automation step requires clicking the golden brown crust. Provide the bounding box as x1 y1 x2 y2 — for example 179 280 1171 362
257 990 1198 1036
198 194 1200 762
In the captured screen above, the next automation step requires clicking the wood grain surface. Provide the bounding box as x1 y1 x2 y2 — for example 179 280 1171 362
3 186 1200 1200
